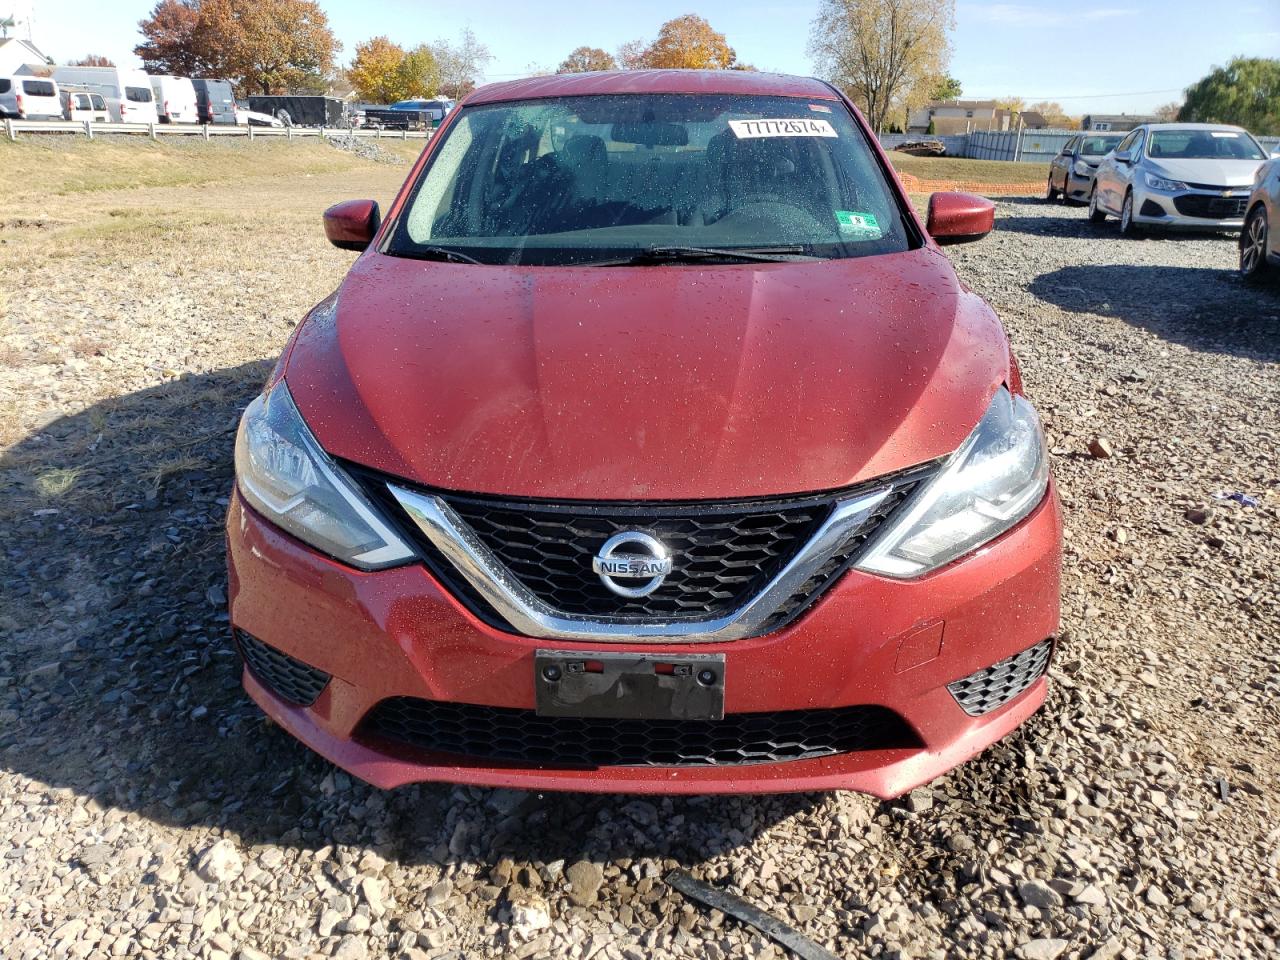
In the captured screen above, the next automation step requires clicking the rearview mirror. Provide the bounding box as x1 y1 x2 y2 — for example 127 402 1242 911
926 192 995 245
1114 150 1132 164
611 122 689 147
324 199 381 251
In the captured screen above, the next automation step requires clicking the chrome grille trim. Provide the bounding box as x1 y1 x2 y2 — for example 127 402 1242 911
389 485 892 644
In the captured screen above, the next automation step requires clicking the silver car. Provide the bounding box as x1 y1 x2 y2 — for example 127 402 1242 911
1088 123 1269 235
1241 157 1280 280
1047 133 1123 203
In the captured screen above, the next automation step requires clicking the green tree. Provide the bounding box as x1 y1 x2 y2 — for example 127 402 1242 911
1178 57 1280 135
396 44 441 99
930 74 961 100
558 46 617 74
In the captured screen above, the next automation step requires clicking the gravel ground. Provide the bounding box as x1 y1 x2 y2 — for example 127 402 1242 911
1 152 1278 960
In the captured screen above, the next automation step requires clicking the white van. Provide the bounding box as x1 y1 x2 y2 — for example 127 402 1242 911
149 75 199 124
51 66 159 124
0 74 63 120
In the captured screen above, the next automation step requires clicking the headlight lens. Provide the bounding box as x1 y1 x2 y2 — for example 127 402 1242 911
234 383 414 569
1072 159 1092 176
1145 173 1187 192
856 387 1049 578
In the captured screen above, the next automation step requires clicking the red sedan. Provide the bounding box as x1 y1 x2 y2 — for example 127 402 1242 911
226 69 1061 797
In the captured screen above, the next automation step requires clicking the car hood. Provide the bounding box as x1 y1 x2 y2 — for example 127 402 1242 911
285 248 1011 501
1147 157 1263 187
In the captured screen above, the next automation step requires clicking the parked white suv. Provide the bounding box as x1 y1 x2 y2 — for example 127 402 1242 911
0 75 63 120
1089 123 1269 235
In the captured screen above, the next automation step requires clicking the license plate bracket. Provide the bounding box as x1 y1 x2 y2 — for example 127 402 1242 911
534 651 726 721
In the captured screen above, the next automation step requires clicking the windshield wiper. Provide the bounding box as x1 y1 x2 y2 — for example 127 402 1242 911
579 245 818 267
403 245 486 265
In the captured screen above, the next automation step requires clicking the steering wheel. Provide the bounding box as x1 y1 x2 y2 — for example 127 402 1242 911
709 197 824 232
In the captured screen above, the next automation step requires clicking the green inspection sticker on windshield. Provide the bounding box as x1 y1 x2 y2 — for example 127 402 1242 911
835 210 882 239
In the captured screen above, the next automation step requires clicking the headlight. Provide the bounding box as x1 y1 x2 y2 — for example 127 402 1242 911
1072 159 1092 176
856 387 1049 578
1145 173 1187 192
234 383 414 569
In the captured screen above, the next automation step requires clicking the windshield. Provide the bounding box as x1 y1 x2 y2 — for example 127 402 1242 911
1148 129 1265 161
1080 135 1121 156
388 93 912 266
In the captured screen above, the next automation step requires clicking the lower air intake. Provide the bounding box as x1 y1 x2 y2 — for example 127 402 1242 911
947 639 1053 716
361 699 921 768
236 631 331 707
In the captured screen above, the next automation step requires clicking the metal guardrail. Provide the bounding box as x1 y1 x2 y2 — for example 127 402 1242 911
3 118 433 142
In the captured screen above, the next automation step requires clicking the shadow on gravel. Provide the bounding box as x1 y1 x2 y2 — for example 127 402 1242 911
1030 264 1280 361
0 364 818 872
995 200 1228 242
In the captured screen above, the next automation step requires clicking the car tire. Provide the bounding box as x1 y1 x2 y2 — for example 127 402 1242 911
1240 205 1271 280
1118 191 1142 236
1046 175 1060 202
1087 186 1107 223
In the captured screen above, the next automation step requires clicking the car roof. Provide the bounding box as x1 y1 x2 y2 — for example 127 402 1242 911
466 69 837 106
1142 122 1246 132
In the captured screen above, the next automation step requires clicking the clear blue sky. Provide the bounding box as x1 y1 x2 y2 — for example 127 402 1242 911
18 0 1280 114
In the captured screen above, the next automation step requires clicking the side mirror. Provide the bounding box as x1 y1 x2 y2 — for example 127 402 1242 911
926 192 995 246
1114 150 1132 164
323 199 381 251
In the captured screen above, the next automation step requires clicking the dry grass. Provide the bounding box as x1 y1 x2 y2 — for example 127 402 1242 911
0 135 423 199
0 137 417 526
33 467 83 498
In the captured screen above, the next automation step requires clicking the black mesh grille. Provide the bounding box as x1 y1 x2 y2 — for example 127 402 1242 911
361 698 921 768
1173 195 1248 219
236 631 331 707
444 494 828 620
360 463 937 632
947 640 1052 717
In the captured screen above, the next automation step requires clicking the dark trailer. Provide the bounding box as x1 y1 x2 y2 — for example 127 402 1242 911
247 95 346 127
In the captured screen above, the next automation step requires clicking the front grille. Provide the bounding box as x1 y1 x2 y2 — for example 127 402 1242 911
443 494 828 620
947 639 1053 717
1173 194 1248 219
363 464 934 632
361 698 921 767
1182 181 1249 193
236 631 331 706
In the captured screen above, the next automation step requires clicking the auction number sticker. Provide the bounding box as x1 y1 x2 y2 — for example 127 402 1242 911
729 118 838 139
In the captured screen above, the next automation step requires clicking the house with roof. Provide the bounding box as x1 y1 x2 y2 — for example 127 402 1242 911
0 36 51 75
1081 113 1157 132
908 99 1014 135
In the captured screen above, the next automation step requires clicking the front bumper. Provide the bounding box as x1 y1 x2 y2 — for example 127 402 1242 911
1132 185 1250 231
225 484 1062 797
1065 170 1097 201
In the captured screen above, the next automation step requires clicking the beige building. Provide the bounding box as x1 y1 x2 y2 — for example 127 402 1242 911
908 99 1013 135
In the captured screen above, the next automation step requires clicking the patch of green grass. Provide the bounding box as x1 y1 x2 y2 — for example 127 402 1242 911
887 152 1049 184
